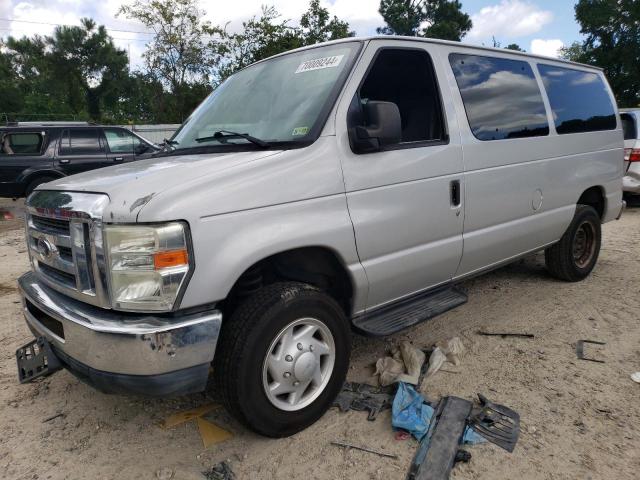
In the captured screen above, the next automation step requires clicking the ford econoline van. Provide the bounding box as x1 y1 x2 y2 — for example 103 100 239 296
16 37 624 437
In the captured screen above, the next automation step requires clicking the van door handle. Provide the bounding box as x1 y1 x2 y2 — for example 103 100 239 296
59 159 70 164
450 180 461 207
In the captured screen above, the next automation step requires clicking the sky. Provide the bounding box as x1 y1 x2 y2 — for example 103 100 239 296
0 0 582 69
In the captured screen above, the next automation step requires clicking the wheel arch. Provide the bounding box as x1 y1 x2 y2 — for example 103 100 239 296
221 245 356 318
577 185 605 220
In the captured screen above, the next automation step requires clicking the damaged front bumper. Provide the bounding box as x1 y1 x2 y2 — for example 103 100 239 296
17 271 221 396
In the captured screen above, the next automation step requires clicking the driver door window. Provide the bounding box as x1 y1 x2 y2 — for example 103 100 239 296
356 48 447 146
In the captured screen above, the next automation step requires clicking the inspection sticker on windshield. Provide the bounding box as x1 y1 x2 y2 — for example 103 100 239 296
292 126 309 136
295 55 344 74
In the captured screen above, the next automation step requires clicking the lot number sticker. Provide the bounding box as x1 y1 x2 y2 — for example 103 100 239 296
295 55 344 74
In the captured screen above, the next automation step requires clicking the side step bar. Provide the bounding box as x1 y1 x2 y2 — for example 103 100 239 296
352 286 468 337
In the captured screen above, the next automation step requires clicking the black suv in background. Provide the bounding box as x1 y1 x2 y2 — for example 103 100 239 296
0 122 159 198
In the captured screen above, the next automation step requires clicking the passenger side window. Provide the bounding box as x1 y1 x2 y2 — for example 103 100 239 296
1 132 45 155
537 65 616 135
449 54 549 141
59 129 104 155
103 128 144 153
357 48 446 144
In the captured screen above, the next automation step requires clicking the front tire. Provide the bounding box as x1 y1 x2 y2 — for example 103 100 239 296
213 282 350 437
545 205 601 282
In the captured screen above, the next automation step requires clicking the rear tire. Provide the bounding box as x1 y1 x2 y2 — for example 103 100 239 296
24 176 57 197
545 205 601 282
213 282 351 437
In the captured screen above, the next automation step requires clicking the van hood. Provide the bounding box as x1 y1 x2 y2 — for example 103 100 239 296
40 136 345 223
44 150 284 221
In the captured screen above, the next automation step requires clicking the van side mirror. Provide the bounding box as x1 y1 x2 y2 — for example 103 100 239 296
351 100 402 153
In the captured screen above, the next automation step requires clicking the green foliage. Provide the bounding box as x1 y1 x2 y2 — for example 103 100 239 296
505 43 525 52
218 1 353 83
566 0 640 107
0 0 353 123
377 0 472 41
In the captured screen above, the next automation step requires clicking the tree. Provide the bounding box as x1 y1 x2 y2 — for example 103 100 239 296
47 19 130 121
118 0 225 119
219 1 353 82
505 43 524 52
300 0 354 45
377 0 472 41
563 0 640 107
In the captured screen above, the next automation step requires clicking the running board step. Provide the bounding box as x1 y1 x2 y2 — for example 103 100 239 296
352 287 468 337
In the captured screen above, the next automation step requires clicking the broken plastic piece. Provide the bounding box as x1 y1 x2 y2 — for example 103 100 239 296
576 340 606 363
203 461 235 480
631 372 640 384
196 417 233 448
469 394 520 452
163 404 220 428
333 381 394 421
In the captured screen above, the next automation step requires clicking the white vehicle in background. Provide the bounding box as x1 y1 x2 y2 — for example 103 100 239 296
620 109 640 198
16 37 624 437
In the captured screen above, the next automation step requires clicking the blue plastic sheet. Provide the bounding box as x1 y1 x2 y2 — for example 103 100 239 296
391 382 485 444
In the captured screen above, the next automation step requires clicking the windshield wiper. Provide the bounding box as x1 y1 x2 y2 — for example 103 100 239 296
161 138 179 151
195 130 270 148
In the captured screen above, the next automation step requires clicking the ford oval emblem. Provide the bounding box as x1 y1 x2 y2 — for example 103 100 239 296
36 237 55 259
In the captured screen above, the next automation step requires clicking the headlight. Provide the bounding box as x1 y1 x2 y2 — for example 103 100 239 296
104 222 191 312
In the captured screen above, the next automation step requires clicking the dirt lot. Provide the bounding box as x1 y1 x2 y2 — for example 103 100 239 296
1 197 639 480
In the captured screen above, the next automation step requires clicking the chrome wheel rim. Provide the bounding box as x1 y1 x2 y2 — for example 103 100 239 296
573 221 596 268
262 317 335 412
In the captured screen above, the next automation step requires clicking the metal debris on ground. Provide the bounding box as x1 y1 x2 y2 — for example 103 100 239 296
330 440 398 459
374 341 426 386
333 381 394 421
203 461 235 480
477 330 535 339
576 340 606 363
468 394 520 452
42 412 65 423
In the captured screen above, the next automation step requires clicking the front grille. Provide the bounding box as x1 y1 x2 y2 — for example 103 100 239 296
32 215 70 236
58 245 73 262
38 262 76 288
26 191 109 308
26 300 65 339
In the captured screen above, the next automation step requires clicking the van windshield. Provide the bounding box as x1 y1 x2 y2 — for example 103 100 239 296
170 42 361 152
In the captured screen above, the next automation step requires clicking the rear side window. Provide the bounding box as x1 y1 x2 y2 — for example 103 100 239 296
1 132 45 155
538 65 616 135
621 113 637 140
449 53 549 141
60 129 104 155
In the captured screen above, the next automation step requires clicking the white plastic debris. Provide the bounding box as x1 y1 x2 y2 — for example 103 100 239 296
374 342 426 386
631 372 640 384
426 337 466 377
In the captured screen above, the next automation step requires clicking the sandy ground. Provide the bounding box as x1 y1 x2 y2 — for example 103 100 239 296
1 197 639 480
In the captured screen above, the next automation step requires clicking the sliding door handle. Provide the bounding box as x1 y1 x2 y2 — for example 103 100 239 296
450 180 461 207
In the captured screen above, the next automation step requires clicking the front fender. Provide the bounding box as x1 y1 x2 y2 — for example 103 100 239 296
179 194 368 314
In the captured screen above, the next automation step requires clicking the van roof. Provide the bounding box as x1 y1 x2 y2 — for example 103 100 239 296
266 36 603 72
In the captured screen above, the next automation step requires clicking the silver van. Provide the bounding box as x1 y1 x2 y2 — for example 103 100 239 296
16 37 624 437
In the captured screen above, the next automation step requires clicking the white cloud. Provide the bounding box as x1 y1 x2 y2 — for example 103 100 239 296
530 38 564 58
467 0 553 41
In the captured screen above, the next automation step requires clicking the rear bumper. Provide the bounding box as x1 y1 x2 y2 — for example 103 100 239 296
18 271 222 395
